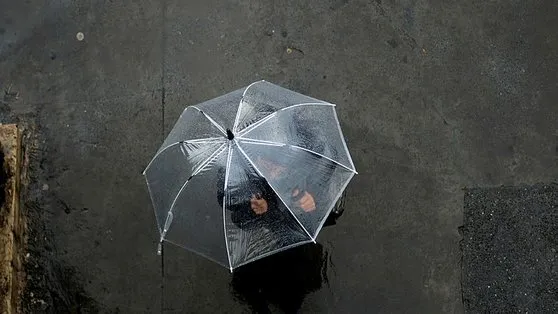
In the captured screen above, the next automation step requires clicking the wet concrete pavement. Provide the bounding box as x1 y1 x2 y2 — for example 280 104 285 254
1 0 557 312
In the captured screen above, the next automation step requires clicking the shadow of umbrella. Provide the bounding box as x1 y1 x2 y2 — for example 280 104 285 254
230 242 329 313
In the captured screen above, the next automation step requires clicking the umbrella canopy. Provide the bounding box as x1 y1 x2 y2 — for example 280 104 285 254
143 81 357 270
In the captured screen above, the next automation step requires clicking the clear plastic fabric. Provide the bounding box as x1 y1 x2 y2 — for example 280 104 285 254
144 80 357 270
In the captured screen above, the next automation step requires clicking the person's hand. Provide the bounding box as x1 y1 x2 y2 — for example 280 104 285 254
292 189 316 212
250 194 268 215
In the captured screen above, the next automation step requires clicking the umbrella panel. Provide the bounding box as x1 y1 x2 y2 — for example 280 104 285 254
158 106 225 153
234 81 325 134
240 104 355 171
164 147 230 267
237 141 355 238
194 88 243 131
144 140 226 234
224 143 311 268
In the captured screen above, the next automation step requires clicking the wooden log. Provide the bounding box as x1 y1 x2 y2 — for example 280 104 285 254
0 124 24 314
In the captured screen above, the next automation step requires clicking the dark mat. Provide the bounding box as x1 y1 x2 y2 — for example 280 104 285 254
462 183 558 313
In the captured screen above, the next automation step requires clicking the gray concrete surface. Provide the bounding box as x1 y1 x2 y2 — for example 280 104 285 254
0 0 557 312
462 184 557 313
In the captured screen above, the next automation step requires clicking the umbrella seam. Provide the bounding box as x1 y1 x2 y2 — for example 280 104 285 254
234 140 315 242
237 102 334 137
143 138 225 174
236 139 283 146
236 112 277 138
233 80 265 132
191 106 227 135
223 143 234 271
237 137 357 174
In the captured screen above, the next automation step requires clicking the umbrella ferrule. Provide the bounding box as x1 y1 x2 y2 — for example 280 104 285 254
226 128 234 140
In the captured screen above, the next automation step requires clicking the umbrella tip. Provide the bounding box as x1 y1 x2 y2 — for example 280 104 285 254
226 129 234 140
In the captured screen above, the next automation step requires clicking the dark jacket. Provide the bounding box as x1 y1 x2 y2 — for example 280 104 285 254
217 168 287 230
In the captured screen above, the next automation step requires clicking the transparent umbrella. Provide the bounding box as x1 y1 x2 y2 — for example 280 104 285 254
143 81 357 271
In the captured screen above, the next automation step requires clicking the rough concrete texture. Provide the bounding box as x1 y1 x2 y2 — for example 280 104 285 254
0 0 557 312
462 184 558 313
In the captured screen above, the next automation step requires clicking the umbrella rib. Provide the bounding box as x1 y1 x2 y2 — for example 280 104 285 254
191 106 227 135
237 137 357 174
280 102 335 110
222 144 234 272
162 143 227 239
232 80 264 132
237 102 334 137
143 138 225 174
235 140 315 242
